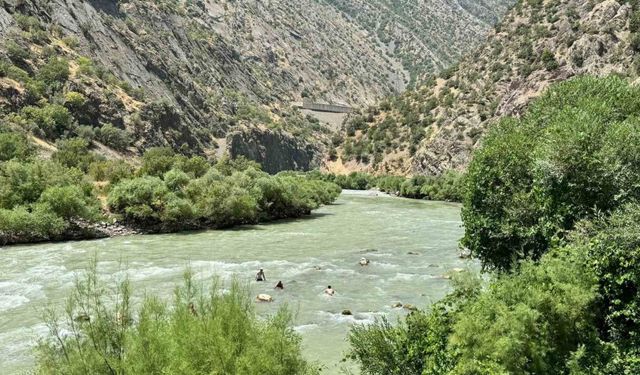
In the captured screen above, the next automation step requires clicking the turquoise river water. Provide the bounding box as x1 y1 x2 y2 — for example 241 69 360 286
0 190 467 374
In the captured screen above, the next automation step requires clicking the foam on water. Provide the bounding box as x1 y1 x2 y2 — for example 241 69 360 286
0 295 30 313
294 323 319 333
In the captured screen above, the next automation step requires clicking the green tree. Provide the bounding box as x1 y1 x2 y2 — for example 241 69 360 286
462 76 640 271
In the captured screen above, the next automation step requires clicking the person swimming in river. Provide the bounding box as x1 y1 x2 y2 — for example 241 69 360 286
324 285 335 296
274 281 284 290
256 268 266 282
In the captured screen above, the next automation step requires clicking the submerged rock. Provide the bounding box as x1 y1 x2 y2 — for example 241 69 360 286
392 302 403 308
341 309 353 316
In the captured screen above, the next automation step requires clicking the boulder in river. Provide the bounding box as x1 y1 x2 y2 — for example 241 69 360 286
256 294 273 302
459 248 472 259
341 309 353 315
407 251 420 255
403 304 418 311
392 302 403 308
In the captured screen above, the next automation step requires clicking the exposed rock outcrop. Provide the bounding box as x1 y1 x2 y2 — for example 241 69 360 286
227 126 322 174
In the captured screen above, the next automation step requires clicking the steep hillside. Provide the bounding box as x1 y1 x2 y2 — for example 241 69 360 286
336 0 637 176
320 0 514 87
0 0 510 172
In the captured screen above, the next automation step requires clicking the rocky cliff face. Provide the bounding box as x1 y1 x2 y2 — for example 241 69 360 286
228 126 322 174
337 0 638 176
321 0 514 87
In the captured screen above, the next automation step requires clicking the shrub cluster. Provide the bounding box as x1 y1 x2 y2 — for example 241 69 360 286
35 262 319 375
0 132 99 243
314 170 465 202
107 148 341 229
0 136 339 243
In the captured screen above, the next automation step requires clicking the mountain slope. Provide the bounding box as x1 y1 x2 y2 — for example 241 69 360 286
319 0 514 87
0 0 511 172
336 0 637 176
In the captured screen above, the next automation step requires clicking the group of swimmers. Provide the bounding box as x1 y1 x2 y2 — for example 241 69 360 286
255 268 336 296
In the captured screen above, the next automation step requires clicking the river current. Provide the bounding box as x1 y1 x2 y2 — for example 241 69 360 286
0 190 466 374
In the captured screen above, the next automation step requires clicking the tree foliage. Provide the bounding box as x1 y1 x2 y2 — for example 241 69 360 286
463 76 640 271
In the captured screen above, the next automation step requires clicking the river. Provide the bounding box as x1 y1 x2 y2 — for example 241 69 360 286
0 190 467 374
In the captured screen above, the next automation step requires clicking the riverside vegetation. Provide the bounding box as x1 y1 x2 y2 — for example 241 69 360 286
347 76 640 374
0 132 340 244
35 261 318 375
309 170 465 202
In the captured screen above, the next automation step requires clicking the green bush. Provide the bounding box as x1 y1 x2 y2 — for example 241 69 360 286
88 159 134 185
75 125 96 141
96 123 132 151
21 104 74 139
36 57 69 88
0 130 34 161
540 49 558 70
587 204 640 351
174 155 210 177
163 168 190 191
0 204 66 241
215 154 261 176
38 185 98 220
63 91 87 109
0 159 92 209
0 156 99 244
139 147 177 177
52 137 98 171
463 76 640 271
35 262 318 375
107 176 170 223
449 248 597 374
5 41 31 63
